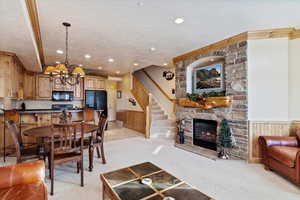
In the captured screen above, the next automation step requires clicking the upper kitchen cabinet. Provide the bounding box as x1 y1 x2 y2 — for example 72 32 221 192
36 74 52 100
84 76 105 90
0 52 24 99
74 79 84 100
52 77 74 91
23 71 36 99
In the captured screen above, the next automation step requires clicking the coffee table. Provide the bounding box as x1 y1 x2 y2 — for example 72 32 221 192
100 162 214 200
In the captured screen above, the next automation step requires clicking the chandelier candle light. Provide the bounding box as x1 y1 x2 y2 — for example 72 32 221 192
44 22 85 85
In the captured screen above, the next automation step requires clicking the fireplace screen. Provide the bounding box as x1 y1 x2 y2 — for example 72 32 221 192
193 119 217 151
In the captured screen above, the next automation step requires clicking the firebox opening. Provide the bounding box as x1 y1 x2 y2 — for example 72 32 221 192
193 119 218 151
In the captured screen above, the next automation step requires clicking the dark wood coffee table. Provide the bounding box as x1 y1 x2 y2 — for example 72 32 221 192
100 162 214 200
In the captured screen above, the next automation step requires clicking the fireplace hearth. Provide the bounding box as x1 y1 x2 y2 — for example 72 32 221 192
193 119 218 151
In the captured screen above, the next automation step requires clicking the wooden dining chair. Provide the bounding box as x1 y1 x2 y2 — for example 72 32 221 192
3 110 21 162
5 120 39 164
49 122 84 195
73 108 95 124
83 108 95 124
92 113 108 164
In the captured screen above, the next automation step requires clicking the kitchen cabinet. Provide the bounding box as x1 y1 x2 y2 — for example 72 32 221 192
52 77 74 91
23 71 36 99
84 76 105 90
0 52 24 99
95 78 105 90
36 74 52 100
74 79 84 100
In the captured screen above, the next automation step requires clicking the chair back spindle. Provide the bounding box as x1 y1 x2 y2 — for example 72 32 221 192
51 123 83 155
5 120 23 161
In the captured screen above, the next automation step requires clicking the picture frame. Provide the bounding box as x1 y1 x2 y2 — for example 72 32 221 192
192 62 224 94
117 90 122 99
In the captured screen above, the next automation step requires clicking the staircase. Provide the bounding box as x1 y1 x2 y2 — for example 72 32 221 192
149 98 176 140
131 69 177 140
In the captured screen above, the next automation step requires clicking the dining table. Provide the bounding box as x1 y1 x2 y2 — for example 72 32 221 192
23 122 99 171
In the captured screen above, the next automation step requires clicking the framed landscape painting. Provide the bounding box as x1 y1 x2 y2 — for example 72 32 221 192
193 62 224 93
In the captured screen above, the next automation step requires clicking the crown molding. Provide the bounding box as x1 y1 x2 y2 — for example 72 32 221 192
173 27 300 63
173 32 247 63
247 27 295 40
290 29 300 40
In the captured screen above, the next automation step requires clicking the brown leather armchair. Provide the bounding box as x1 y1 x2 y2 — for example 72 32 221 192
259 136 300 184
0 161 48 200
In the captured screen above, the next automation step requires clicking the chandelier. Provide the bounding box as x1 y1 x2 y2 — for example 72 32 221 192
44 22 85 85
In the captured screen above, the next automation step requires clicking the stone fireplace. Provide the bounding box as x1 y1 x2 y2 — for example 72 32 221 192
193 119 217 151
174 40 248 160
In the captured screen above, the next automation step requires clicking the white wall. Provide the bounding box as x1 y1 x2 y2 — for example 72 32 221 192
288 38 300 120
105 80 117 121
144 66 175 99
116 91 143 111
116 73 143 112
248 38 289 121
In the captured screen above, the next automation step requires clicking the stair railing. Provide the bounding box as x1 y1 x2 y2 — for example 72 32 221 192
131 75 152 137
145 93 152 138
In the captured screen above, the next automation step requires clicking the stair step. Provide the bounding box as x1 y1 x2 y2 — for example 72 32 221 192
150 131 176 140
152 101 158 106
152 104 161 109
151 126 177 133
151 110 164 115
151 120 176 127
151 107 162 112
151 114 168 120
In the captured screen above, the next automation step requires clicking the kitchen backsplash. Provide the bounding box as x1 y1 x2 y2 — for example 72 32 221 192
16 100 83 109
0 99 83 110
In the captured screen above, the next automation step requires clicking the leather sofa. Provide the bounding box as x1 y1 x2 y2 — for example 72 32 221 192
259 135 300 184
0 161 48 200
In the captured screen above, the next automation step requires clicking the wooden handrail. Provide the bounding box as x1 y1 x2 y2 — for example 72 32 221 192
131 76 150 111
142 69 176 103
130 76 152 138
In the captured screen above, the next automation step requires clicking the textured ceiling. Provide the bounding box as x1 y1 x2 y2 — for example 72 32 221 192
0 0 41 71
1 0 300 73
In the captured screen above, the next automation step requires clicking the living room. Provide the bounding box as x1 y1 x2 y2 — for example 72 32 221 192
0 0 300 200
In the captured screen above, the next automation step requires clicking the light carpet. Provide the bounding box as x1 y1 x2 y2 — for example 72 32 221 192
1 128 300 200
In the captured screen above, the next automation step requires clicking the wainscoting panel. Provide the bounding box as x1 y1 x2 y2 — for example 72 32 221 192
117 110 146 134
248 121 291 163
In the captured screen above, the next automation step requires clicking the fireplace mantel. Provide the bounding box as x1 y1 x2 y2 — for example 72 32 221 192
178 97 231 109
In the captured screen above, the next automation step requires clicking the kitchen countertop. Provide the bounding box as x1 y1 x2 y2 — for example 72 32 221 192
0 108 84 114
0 108 105 115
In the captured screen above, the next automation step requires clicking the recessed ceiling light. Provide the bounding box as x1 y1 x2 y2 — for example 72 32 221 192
116 70 120 74
163 63 168 66
56 49 63 54
55 61 60 64
133 63 139 66
108 58 114 63
150 47 156 51
174 17 184 24
98 66 103 70
210 59 214 62
137 2 144 6
78 64 83 67
84 54 91 59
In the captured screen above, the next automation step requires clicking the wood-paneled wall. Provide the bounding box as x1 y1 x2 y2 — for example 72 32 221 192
131 76 149 111
116 110 146 134
248 121 291 163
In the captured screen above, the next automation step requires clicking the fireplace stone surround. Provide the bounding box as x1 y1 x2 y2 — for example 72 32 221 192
174 40 248 160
